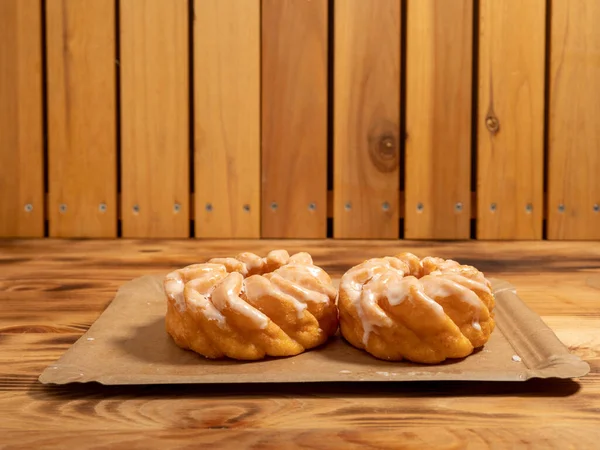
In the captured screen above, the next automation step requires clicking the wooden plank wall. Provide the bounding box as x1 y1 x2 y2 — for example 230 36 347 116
262 0 328 239
477 0 545 240
404 0 472 240
0 0 44 237
194 0 260 238
548 0 600 240
333 0 401 239
120 0 189 238
46 0 117 238
1 0 599 241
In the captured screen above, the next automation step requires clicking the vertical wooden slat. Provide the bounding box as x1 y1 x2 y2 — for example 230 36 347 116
0 0 44 237
477 0 545 240
548 0 600 240
194 0 260 238
404 0 472 239
120 0 189 238
46 0 117 237
261 0 328 238
334 0 401 239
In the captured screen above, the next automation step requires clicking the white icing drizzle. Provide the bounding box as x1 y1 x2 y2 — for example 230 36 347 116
260 274 308 318
207 257 247 275
414 290 445 316
265 249 290 270
442 272 491 294
385 275 419 306
341 253 492 345
165 250 335 331
273 264 334 301
359 276 393 344
270 273 329 305
211 273 269 329
164 273 186 312
422 256 460 272
420 276 482 305
236 252 264 274
305 265 324 278
421 275 485 331
341 260 401 345
164 264 227 313
185 281 227 327
289 252 313 265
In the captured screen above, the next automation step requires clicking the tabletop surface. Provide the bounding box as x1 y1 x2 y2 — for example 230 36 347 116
1 239 599 448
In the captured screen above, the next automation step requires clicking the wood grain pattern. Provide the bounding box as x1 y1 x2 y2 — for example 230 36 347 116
262 0 328 238
120 0 189 238
548 0 600 240
2 428 600 449
46 0 117 237
0 0 44 237
194 0 260 238
0 239 599 447
477 0 545 240
334 0 401 239
404 0 472 239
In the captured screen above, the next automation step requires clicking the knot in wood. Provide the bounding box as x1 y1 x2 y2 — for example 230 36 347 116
368 135 398 173
485 115 500 134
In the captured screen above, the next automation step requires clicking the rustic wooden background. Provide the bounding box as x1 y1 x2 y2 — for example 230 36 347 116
1 0 598 240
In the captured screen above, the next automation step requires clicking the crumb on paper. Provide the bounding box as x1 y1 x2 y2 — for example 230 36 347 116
86 337 95 341
376 371 390 377
339 370 351 374
512 355 522 362
407 371 429 377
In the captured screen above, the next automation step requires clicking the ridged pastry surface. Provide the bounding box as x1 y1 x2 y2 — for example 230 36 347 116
338 252 495 363
164 250 338 360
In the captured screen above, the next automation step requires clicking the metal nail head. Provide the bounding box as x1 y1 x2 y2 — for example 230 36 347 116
416 202 424 212
59 204 67 213
99 203 107 213
594 204 599 213
132 204 140 214
382 201 390 212
24 204 33 213
525 203 533 214
490 202 497 212
308 203 316 211
344 202 352 211
455 202 463 212
243 204 251 212
271 202 278 211
205 203 213 212
173 203 181 213
558 204 565 213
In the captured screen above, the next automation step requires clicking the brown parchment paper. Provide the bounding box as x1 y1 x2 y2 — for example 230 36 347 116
39 276 590 385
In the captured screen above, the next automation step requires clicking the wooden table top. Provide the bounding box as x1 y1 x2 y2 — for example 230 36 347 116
1 239 599 448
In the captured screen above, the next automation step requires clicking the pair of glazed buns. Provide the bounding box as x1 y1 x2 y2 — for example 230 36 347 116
163 250 495 364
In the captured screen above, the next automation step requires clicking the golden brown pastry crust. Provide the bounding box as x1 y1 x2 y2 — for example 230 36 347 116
164 250 338 360
338 252 495 363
